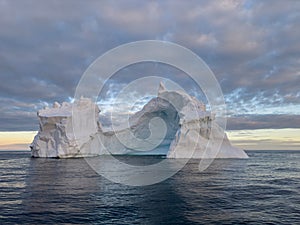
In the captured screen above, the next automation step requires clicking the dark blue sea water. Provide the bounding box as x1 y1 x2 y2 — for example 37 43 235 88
0 151 299 224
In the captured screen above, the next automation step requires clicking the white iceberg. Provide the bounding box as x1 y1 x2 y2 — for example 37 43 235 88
30 98 100 158
30 83 248 159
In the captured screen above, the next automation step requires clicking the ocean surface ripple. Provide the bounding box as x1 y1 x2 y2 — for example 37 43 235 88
0 151 299 224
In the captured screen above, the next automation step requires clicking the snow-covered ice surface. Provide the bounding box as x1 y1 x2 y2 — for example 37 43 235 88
30 83 248 159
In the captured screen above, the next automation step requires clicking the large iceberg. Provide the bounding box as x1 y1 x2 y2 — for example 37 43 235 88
30 83 248 159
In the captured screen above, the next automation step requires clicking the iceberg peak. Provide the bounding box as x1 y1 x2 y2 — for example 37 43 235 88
158 81 167 94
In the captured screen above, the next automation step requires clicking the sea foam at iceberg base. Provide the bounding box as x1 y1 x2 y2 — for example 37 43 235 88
30 83 248 159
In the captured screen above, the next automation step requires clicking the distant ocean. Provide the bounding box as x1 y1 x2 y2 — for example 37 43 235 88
0 150 299 224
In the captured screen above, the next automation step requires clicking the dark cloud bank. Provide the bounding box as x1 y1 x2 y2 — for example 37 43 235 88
0 0 299 131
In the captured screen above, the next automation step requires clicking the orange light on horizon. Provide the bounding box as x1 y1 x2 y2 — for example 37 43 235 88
0 131 37 147
1 129 300 151
227 128 300 150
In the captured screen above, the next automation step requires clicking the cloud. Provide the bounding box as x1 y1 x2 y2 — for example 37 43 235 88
0 0 299 131
227 114 300 130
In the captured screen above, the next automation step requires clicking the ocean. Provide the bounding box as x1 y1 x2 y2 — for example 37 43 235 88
0 150 299 224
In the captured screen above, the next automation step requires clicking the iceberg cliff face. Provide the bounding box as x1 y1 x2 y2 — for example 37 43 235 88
30 98 100 158
30 84 248 159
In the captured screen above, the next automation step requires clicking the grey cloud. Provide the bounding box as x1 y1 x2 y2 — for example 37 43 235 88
227 114 300 130
0 0 299 130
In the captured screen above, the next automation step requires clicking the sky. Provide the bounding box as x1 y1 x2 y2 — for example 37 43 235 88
0 0 299 150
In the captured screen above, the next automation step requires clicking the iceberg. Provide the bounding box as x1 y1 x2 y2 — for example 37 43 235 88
30 98 100 158
30 83 248 159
